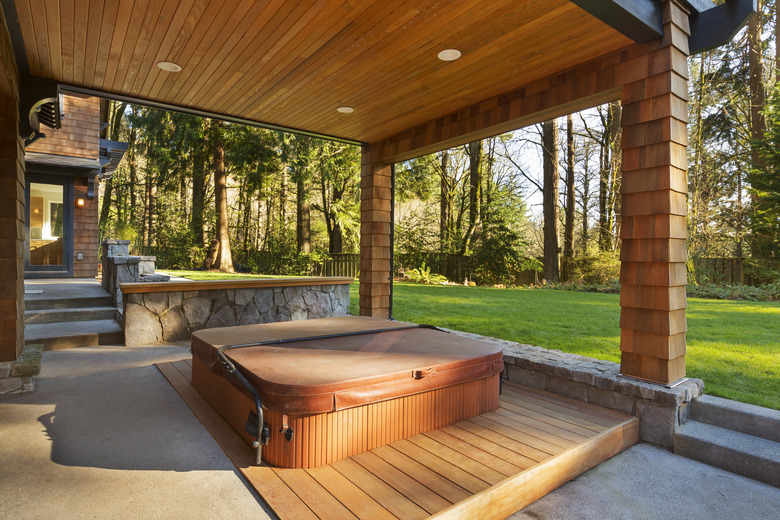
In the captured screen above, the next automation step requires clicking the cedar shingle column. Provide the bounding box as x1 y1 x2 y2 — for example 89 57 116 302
619 0 690 384
359 145 392 318
0 14 24 363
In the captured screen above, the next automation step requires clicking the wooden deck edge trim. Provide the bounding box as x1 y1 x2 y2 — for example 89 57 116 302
426 417 640 520
155 361 318 520
121 276 354 294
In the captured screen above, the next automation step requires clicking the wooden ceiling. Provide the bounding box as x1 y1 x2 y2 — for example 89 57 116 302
13 0 633 144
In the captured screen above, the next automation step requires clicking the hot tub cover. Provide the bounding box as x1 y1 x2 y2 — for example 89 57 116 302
191 316 503 415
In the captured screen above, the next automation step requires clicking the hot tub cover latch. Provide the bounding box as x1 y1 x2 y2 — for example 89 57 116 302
413 367 436 379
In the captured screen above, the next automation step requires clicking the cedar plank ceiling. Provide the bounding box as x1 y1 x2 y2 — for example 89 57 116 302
14 0 632 144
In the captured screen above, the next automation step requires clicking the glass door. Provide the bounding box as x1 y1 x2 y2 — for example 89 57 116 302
25 177 73 277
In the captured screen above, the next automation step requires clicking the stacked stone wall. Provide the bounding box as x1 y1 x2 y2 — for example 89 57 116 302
124 283 350 346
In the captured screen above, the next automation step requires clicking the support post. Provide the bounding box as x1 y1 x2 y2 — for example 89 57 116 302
619 0 690 384
0 7 25 362
359 145 392 318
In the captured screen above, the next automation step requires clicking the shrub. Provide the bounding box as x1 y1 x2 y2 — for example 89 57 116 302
403 262 448 284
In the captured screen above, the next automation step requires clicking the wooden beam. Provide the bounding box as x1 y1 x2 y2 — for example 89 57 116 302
368 40 682 165
619 0 691 384
569 0 664 43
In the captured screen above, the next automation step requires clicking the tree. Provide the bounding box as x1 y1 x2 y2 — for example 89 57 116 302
542 119 560 282
210 120 233 271
562 114 576 280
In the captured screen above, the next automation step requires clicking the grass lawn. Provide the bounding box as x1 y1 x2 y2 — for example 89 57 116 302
159 270 299 280
162 271 778 409
350 282 779 410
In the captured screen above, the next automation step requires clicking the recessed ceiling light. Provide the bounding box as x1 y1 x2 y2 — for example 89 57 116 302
437 49 461 62
157 61 182 72
337 106 354 114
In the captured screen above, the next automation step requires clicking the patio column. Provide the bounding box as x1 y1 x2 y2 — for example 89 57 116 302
0 10 24 362
359 145 392 318
619 0 690 384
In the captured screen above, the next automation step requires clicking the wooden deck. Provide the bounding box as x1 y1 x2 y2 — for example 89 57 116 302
158 359 639 520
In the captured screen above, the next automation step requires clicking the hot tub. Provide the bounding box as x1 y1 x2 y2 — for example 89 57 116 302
191 316 504 468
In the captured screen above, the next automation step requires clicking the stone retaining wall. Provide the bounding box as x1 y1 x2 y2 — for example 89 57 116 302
0 344 43 394
446 329 703 448
123 281 350 346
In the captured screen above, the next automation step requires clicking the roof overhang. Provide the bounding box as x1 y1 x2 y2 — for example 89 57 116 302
1 0 755 154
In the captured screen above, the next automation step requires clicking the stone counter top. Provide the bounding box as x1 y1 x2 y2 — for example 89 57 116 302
120 276 354 294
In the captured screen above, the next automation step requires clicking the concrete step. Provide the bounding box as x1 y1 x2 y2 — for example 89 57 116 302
674 420 780 488
24 306 117 325
24 319 124 350
691 394 780 443
24 295 113 310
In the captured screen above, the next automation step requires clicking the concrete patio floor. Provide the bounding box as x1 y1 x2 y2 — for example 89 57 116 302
1 344 778 519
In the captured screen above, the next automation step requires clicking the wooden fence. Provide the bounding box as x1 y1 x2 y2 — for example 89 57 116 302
135 246 768 286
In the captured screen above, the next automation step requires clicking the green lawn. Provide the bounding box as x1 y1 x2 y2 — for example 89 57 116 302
161 271 779 409
350 282 780 410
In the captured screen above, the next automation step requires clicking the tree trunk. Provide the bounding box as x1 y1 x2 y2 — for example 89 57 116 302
563 114 575 281
329 185 345 254
598 111 612 252
748 0 768 254
212 121 233 271
462 140 482 253
607 101 622 250
542 119 560 283
296 176 311 253
439 150 450 252
191 151 206 248
129 107 138 228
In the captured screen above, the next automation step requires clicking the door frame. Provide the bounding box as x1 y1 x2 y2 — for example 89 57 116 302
24 174 74 278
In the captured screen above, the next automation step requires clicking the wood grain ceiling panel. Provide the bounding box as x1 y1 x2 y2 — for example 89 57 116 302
14 0 633 143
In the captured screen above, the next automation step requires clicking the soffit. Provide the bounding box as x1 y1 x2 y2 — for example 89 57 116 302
14 0 633 143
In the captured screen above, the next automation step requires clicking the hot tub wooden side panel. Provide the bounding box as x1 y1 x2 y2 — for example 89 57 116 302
191 356 500 469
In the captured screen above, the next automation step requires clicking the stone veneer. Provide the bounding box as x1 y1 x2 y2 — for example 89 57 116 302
122 279 351 346
0 344 43 394
446 329 703 448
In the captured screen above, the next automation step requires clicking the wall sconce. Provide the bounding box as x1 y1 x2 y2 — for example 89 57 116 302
76 198 85 208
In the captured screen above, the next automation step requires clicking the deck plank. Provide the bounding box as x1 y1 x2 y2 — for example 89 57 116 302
407 433 507 485
496 401 604 437
306 465 397 520
498 393 609 432
275 468 359 520
464 416 565 457
438 424 539 469
331 458 429 520
389 439 491 494
503 384 630 423
489 407 589 443
351 451 452 514
371 445 472 505
158 360 640 520
428 419 640 520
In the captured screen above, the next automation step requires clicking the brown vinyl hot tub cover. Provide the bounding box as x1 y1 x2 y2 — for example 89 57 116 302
191 316 503 415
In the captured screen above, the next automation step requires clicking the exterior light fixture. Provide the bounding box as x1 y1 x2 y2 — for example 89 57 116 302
157 61 182 72
437 49 462 62
337 106 354 114
76 198 85 208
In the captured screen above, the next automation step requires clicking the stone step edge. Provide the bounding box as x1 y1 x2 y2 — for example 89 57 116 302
691 394 780 443
674 420 780 488
24 297 114 311
24 308 118 325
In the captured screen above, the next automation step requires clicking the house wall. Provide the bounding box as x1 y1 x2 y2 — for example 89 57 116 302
27 94 101 278
27 94 100 159
0 6 25 362
73 176 99 277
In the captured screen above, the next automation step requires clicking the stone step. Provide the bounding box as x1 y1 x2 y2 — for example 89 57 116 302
24 306 117 325
691 394 780 443
24 319 124 350
674 420 780 487
24 295 113 310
